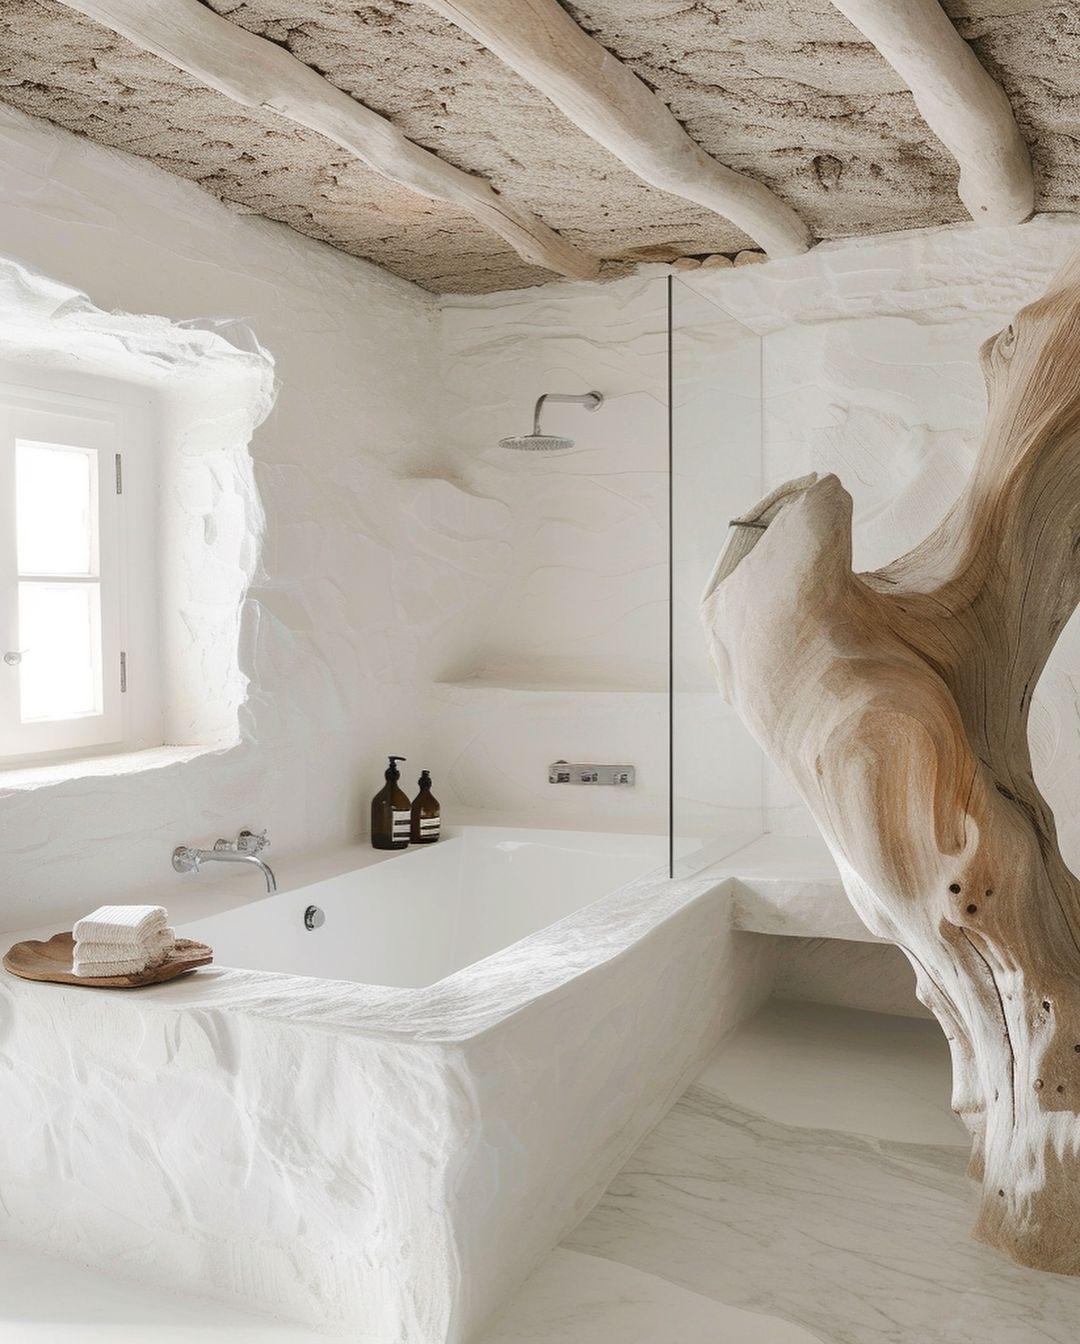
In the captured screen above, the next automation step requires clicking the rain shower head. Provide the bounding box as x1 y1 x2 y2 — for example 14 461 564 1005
499 390 604 452
498 432 575 453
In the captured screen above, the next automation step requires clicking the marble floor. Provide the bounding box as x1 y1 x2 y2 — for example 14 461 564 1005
4 1000 1077 1343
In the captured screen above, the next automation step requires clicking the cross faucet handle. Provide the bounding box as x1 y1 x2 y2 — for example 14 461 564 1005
237 828 270 854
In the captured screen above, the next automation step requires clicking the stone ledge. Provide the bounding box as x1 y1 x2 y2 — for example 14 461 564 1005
0 742 229 794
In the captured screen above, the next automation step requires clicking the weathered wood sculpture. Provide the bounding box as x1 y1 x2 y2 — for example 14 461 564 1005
701 251 1080 1274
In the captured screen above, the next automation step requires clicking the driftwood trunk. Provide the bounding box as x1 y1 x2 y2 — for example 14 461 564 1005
702 250 1080 1274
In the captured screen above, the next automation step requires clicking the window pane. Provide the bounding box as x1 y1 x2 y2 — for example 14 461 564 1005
18 581 100 722
16 441 96 576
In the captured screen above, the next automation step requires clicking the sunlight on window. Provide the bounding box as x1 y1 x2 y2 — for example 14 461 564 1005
14 441 101 724
16 441 96 575
18 582 100 721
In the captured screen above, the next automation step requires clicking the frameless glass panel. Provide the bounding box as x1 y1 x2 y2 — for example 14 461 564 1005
15 440 97 576
669 276 765 876
18 581 100 721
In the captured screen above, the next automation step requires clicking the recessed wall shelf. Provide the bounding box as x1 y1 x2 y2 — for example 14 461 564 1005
435 660 667 695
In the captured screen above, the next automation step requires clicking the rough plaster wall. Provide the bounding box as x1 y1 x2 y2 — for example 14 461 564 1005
0 103 461 926
0 0 1076 292
427 276 673 832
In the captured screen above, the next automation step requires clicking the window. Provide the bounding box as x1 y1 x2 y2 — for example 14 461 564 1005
0 374 158 765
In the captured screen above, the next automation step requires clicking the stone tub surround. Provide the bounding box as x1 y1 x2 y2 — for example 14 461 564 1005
0 838 779 1344
12 1000 1080 1344
7 1000 1077 1344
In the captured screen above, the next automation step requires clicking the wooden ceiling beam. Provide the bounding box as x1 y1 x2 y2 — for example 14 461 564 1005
56 0 601 282
417 0 812 260
831 0 1033 225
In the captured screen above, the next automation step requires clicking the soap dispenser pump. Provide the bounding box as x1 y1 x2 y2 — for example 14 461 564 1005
371 756 411 850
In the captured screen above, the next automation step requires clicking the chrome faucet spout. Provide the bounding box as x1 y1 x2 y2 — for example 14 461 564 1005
206 849 277 893
172 830 277 893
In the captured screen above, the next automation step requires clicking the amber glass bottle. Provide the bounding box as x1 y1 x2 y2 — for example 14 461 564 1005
410 770 441 844
371 755 411 850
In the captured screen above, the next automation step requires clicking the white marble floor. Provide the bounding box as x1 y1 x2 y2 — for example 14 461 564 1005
4 1000 1077 1343
482 1000 1080 1344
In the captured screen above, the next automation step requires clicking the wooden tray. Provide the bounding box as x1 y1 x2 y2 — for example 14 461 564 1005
2 932 213 988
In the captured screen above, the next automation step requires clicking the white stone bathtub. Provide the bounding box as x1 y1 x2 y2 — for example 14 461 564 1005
184 826 672 988
0 826 768 1343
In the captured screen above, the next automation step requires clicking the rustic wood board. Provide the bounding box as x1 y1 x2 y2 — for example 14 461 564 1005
2 932 213 987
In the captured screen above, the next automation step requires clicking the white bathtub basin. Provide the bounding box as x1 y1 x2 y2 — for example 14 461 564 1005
183 826 670 987
0 825 767 1344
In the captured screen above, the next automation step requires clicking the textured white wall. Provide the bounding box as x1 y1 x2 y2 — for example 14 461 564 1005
429 278 767 844
430 278 672 832
0 105 713 929
0 104 447 926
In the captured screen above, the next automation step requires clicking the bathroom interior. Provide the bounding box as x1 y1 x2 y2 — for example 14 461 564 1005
1 2 1079 1341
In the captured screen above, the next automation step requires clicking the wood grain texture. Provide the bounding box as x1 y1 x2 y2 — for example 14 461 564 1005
830 0 1034 225
4 932 213 987
420 0 812 260
56 0 600 281
702 248 1080 1273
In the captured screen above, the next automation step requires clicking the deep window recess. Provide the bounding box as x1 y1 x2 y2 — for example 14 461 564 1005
0 377 157 764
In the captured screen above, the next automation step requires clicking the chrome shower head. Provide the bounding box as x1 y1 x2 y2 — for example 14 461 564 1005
498 433 575 452
499 390 603 452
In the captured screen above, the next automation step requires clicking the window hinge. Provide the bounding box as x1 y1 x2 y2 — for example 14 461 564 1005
115 453 123 495
119 651 127 693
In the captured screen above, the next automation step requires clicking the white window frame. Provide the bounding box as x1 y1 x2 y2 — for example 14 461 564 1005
0 370 160 768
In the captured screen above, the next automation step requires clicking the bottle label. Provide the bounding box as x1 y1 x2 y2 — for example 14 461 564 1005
418 817 440 839
392 810 411 841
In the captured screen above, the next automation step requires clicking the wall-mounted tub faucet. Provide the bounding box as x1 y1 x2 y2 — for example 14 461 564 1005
172 829 277 893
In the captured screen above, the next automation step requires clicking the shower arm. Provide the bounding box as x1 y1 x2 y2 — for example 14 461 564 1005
532 391 603 435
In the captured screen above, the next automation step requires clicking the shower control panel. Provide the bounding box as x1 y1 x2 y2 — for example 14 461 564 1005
548 761 635 786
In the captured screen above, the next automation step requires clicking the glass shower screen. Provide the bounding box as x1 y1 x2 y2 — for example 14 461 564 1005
668 275 766 877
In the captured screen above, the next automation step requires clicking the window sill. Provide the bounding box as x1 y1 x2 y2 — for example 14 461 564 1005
0 742 231 793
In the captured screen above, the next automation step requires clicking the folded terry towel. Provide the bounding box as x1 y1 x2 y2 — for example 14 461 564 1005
73 946 172 979
72 905 168 946
74 926 175 965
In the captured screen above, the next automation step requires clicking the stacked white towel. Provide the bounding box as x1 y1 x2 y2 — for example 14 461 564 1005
72 905 176 978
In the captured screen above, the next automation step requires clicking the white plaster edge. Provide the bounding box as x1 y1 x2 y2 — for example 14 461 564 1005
0 741 233 793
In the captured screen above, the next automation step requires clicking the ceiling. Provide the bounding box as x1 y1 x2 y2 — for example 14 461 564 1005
0 0 1076 294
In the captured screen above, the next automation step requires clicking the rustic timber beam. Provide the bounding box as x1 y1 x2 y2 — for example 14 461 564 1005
57 0 601 281
417 0 812 260
831 0 1034 225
